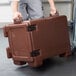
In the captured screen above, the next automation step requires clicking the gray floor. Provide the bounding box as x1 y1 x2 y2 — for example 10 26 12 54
0 28 76 76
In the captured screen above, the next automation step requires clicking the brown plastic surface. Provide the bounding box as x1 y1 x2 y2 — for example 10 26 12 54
4 15 71 67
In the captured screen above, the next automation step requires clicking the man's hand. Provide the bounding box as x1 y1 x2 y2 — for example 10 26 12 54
13 12 23 24
50 8 56 16
50 8 59 16
23 20 31 26
13 11 22 20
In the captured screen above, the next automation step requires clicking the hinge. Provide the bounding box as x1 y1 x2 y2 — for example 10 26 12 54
27 25 36 31
31 49 40 57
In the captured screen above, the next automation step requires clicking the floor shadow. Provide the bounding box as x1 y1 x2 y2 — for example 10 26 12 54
16 57 66 73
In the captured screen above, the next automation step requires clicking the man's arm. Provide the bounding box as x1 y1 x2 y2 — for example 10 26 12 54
48 0 57 15
11 0 22 20
11 0 30 24
11 1 18 13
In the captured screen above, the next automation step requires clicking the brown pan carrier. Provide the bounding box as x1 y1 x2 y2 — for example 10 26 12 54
4 15 71 67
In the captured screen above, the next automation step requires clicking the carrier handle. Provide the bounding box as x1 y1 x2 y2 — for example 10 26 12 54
14 11 59 24
13 18 23 24
50 11 59 17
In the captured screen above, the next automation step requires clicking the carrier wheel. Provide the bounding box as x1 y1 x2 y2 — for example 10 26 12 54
28 59 43 67
59 51 71 57
59 53 65 57
13 60 26 65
